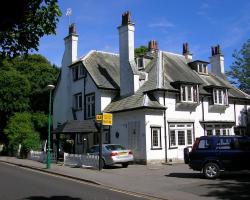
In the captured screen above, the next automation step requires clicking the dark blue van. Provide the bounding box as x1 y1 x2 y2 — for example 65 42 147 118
184 136 250 179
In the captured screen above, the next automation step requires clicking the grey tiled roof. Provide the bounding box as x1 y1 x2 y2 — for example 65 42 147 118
78 50 249 114
53 119 98 133
82 51 120 90
104 80 166 113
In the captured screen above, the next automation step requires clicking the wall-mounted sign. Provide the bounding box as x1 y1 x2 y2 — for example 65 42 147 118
102 113 113 126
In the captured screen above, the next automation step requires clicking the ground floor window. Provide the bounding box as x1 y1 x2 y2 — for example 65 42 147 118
151 127 162 149
205 124 232 136
169 123 194 148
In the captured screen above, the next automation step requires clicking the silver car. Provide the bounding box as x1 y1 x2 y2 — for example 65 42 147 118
87 144 134 168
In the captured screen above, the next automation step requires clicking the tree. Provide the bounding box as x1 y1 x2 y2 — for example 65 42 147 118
0 54 59 146
0 0 61 57
226 39 250 94
135 45 148 57
0 54 59 112
4 112 40 157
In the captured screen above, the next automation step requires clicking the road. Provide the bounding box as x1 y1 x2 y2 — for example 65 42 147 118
0 162 149 200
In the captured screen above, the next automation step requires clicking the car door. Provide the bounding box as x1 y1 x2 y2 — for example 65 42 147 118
190 138 214 170
216 137 240 170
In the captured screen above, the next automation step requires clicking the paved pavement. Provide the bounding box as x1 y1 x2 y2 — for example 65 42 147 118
0 156 249 200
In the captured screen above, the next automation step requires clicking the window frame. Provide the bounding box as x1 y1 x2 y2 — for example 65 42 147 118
151 127 162 150
72 64 86 81
180 85 199 103
73 93 82 110
205 124 232 136
85 93 95 119
213 88 228 105
169 123 194 149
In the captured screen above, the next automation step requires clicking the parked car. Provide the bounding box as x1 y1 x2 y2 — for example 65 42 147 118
87 144 134 168
184 135 250 179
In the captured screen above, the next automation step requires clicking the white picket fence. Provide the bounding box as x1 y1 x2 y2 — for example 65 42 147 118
28 151 57 163
64 153 99 169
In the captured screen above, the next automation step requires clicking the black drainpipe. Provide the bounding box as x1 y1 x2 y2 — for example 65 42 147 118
234 101 236 126
163 91 167 163
83 74 86 120
201 97 205 135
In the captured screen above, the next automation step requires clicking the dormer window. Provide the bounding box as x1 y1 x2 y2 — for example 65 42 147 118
180 85 199 103
197 63 208 74
188 60 209 75
213 88 228 105
136 57 144 70
72 64 86 81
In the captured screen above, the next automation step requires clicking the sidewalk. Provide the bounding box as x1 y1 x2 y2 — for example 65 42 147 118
0 156 211 200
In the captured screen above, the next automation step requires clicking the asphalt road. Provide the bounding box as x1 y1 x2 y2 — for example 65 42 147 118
0 162 148 200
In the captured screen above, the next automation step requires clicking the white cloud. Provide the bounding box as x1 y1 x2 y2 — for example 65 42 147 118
148 19 175 28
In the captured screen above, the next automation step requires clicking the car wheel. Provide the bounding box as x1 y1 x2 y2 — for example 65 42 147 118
99 158 106 169
122 163 129 168
203 162 220 179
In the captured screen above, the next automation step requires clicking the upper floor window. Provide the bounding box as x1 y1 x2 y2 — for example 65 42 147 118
73 93 82 110
180 85 199 103
85 93 95 119
197 63 208 74
213 88 228 105
72 64 86 81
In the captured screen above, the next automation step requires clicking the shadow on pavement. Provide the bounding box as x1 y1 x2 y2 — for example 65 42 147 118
166 172 250 200
25 196 82 200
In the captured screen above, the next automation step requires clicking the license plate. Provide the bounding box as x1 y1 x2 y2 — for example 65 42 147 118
119 152 128 156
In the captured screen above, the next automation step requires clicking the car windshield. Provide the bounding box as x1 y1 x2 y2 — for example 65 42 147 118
105 145 126 151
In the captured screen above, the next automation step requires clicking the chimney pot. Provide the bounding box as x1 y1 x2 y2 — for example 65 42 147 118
148 40 158 53
182 42 190 55
69 23 76 35
121 11 133 26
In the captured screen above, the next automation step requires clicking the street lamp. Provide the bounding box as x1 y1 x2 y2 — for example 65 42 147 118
46 84 55 169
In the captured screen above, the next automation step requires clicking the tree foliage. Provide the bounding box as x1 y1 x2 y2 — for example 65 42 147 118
226 39 250 94
0 70 30 113
0 0 61 57
4 112 40 157
0 54 59 112
135 45 148 57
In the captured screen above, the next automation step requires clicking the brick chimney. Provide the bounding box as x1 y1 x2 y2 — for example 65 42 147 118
210 44 224 77
182 42 192 60
148 40 158 53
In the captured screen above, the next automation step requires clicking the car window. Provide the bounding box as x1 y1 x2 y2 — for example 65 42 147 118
216 138 233 150
105 145 126 151
87 146 99 153
197 139 212 149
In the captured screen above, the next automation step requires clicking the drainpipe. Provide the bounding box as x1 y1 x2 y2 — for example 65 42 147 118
202 97 205 135
234 101 236 126
163 91 167 163
83 75 86 120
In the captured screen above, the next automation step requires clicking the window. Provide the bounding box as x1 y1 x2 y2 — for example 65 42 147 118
198 139 211 149
213 88 228 105
180 85 199 103
151 127 161 149
72 65 86 81
205 124 231 136
178 131 185 145
74 93 82 110
197 63 208 74
85 93 95 119
169 123 194 148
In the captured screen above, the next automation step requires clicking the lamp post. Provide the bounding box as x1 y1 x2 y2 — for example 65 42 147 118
46 84 55 169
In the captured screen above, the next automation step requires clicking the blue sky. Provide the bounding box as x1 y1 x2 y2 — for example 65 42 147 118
37 0 250 72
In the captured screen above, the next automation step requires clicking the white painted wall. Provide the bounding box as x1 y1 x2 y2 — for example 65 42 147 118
110 110 146 162
145 110 165 164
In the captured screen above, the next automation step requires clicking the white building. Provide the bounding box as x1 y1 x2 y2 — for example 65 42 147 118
53 11 250 164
